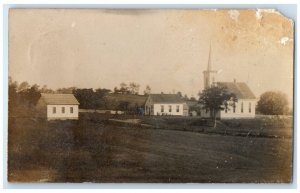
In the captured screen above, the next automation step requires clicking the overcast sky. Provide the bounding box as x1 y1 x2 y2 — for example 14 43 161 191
9 9 294 105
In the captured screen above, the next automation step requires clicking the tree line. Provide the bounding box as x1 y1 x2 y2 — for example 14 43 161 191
9 77 291 118
8 78 155 111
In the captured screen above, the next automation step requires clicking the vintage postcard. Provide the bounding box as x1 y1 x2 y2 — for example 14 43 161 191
8 9 294 183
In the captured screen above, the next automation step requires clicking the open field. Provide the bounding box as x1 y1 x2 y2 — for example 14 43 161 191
8 113 293 183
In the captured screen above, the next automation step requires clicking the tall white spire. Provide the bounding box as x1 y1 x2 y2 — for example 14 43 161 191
207 42 212 71
203 42 217 89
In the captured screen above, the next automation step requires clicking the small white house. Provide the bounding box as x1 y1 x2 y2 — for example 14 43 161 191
36 93 80 120
145 94 188 116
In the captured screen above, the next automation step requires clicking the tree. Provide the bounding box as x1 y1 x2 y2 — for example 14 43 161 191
177 91 183 98
257 91 289 115
94 88 111 109
199 85 237 128
183 94 189 100
190 96 197 101
8 78 18 112
119 82 130 94
113 87 119 94
73 88 95 109
56 87 77 94
144 85 151 95
129 82 140 95
27 85 41 106
40 85 54 93
18 84 41 106
18 81 30 92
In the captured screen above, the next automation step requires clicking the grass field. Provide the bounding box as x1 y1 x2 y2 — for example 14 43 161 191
8 113 293 183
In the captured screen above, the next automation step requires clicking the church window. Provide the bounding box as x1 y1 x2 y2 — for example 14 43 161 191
249 102 251 113
176 105 180 112
233 103 236 113
241 102 244 113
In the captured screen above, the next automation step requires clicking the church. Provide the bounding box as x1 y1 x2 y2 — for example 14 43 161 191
200 45 257 119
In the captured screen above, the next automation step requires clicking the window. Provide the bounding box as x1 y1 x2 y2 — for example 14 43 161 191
161 105 164 112
169 105 172 112
151 105 154 113
233 103 236 113
53 107 56 114
176 105 180 112
70 107 74 113
249 102 251 113
241 102 244 113
225 108 228 113
62 107 65 114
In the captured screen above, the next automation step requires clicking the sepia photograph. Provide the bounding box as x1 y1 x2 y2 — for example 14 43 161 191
7 8 294 183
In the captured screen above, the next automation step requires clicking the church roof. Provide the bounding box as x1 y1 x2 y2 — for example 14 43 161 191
217 82 256 99
149 94 185 104
40 93 80 105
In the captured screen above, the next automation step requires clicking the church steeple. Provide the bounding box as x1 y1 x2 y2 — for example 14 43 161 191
203 43 217 90
207 43 212 71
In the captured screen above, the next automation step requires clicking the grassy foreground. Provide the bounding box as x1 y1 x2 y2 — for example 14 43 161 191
8 114 293 183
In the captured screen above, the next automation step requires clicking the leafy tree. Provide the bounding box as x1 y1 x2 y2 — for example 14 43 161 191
114 82 131 94
94 88 111 109
40 85 54 93
177 91 183 98
144 85 151 95
183 94 189 100
8 78 18 113
18 81 30 92
28 85 41 106
73 88 95 109
18 84 41 106
190 96 197 101
257 91 289 115
120 82 130 94
113 87 118 93
199 85 237 128
56 87 77 94
129 82 140 95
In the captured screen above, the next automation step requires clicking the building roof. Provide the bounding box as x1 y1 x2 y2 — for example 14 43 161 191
40 93 80 105
217 82 256 99
149 94 185 104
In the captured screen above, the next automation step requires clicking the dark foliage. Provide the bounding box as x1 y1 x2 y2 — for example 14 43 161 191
8 78 41 117
257 91 289 115
199 85 237 127
73 88 111 109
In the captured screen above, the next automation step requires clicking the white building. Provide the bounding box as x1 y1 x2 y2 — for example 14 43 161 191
200 45 257 119
36 93 80 120
200 81 257 119
145 94 189 116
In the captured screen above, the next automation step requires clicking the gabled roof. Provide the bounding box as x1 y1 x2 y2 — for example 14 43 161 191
149 94 184 104
40 93 80 105
217 82 256 99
